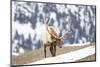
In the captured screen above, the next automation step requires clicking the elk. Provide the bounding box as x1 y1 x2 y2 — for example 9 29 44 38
41 17 71 58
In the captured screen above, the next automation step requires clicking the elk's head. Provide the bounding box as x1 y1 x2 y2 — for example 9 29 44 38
55 32 70 48
56 38 62 48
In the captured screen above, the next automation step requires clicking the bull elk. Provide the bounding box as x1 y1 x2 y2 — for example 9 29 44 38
41 17 71 58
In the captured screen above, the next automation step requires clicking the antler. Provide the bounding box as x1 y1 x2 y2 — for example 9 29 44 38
44 17 59 39
44 17 49 25
44 16 71 40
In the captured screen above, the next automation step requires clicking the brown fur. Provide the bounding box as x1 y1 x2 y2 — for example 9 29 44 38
44 38 62 58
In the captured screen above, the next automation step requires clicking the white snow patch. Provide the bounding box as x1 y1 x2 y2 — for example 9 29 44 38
87 6 94 17
79 7 85 21
80 20 85 30
74 29 79 42
38 3 44 12
85 12 90 22
63 42 90 47
85 22 91 36
56 4 65 13
35 19 43 39
12 40 19 56
50 12 57 20
19 47 25 54
67 5 78 15
12 21 35 40
64 7 69 14
12 39 25 56
12 47 25 56
12 53 19 56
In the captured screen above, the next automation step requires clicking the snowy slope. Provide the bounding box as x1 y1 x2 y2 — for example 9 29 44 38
26 45 95 64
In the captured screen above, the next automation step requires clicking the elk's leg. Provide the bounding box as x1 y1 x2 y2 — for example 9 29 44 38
44 45 46 58
50 44 53 57
50 42 56 57
53 44 56 56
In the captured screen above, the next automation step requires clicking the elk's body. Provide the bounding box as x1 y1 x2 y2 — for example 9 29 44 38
41 17 71 58
41 25 61 57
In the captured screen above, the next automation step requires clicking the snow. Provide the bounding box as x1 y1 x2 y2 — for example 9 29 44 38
35 19 43 39
79 7 85 30
67 5 78 15
26 45 95 65
80 20 85 30
74 29 79 42
85 22 91 36
63 42 90 47
50 12 57 20
12 21 35 40
12 40 19 56
56 4 65 13
87 6 94 17
64 7 69 14
38 3 44 12
12 39 25 56
12 52 19 56
12 2 96 55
